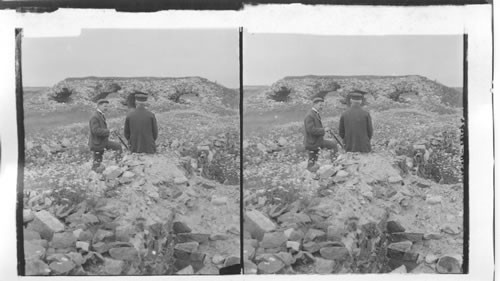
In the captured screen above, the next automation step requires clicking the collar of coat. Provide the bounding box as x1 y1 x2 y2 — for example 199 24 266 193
312 108 321 117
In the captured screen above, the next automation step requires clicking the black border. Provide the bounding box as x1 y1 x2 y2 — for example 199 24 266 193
0 0 490 11
239 27 245 275
462 33 469 274
15 28 26 276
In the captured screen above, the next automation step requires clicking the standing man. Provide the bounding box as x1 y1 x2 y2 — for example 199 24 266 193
304 97 338 172
124 93 158 154
339 91 373 153
88 99 122 172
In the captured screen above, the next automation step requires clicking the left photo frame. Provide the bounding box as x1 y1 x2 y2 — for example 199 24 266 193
16 28 242 276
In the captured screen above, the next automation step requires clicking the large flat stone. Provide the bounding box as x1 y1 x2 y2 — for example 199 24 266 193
109 247 139 261
31 210 65 240
176 233 210 244
51 232 77 249
277 212 311 225
257 258 285 274
24 240 46 260
319 246 350 262
260 232 287 249
245 210 277 240
314 257 335 274
104 258 124 275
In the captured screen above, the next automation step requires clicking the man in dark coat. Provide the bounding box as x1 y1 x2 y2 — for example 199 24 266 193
124 93 158 154
304 97 338 172
339 91 373 153
88 99 122 171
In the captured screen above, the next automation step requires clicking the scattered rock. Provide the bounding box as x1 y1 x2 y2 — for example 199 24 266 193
25 258 50 275
24 230 41 241
174 176 188 185
209 233 229 241
257 257 285 274
441 225 460 235
436 255 462 273
303 241 321 253
425 254 439 264
103 166 122 180
426 195 442 205
245 210 277 240
314 257 335 274
31 210 65 240
176 265 194 275
174 241 199 253
286 241 301 252
24 240 46 260
109 247 139 261
304 228 326 242
390 232 423 243
78 230 93 242
244 260 258 274
49 260 76 275
76 241 89 252
104 258 124 275
390 264 407 273
335 170 349 178
51 232 76 249
278 137 288 146
424 233 443 240
173 221 192 234
92 229 114 243
212 254 225 264
24 209 34 223
388 175 403 183
260 232 287 249
211 196 228 206
319 246 350 262
386 221 406 233
286 229 304 241
177 233 210 244
277 212 311 224
224 255 240 267
388 241 413 252
92 242 111 253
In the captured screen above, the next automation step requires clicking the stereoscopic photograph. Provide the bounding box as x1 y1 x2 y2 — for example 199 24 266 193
243 34 465 274
20 29 240 275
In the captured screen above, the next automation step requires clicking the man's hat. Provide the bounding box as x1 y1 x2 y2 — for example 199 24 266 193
97 99 109 105
312 97 324 104
135 93 148 102
349 90 365 100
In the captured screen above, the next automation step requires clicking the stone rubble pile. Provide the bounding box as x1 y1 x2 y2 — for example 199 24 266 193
243 152 463 274
24 152 240 275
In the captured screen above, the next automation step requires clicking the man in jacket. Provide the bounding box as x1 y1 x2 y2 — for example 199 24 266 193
124 93 158 154
88 99 122 171
304 97 338 172
339 91 373 153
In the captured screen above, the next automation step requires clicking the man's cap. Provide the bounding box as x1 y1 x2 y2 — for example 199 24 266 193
135 93 148 102
349 90 365 100
312 97 324 104
97 99 109 105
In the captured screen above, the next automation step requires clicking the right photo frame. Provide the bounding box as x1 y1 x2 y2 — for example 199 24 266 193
242 33 467 274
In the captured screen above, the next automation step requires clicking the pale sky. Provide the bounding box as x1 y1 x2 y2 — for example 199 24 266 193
244 34 463 87
23 29 239 88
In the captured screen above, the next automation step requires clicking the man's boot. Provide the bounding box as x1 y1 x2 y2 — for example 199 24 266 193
92 151 104 172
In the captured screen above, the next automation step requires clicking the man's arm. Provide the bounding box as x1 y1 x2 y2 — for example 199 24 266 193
124 116 130 140
305 115 325 137
152 114 158 141
90 117 109 137
339 115 345 139
367 113 373 139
